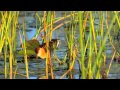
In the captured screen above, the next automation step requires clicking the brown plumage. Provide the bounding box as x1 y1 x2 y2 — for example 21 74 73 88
35 43 50 59
35 39 60 59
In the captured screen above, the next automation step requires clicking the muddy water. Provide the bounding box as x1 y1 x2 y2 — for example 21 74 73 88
0 11 120 79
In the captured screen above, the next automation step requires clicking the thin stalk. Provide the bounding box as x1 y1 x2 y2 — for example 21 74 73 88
106 51 116 76
78 11 86 79
4 40 8 79
33 12 79 39
13 66 18 79
87 21 93 79
43 11 48 79
92 12 117 76
22 17 29 79
60 55 76 79
90 11 97 55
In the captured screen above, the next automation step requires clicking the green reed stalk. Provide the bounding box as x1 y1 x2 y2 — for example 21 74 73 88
11 12 19 65
3 40 8 79
97 12 106 79
87 14 93 79
1 11 15 79
49 11 54 41
114 11 120 28
0 14 5 53
86 11 97 79
47 11 55 79
42 11 55 79
33 12 78 39
43 11 48 79
106 11 120 77
10 12 19 79
68 11 75 79
0 12 8 78
13 66 18 79
0 11 18 79
8 12 14 79
92 12 117 77
90 12 97 55
106 51 116 77
78 11 86 79
63 11 78 79
34 12 44 39
105 11 109 29
44 11 54 79
22 17 29 79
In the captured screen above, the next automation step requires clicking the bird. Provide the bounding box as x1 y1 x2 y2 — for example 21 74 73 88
35 42 50 59
35 39 60 79
35 39 60 60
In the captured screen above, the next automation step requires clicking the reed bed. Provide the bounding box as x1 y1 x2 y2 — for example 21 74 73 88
0 11 120 79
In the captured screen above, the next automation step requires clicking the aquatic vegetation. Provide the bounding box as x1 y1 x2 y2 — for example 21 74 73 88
0 11 120 79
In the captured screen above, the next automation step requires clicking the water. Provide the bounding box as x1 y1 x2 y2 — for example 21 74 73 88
29 76 37 79
26 28 36 40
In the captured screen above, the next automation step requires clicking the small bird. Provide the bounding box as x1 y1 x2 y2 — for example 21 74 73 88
35 43 50 59
35 39 60 59
49 39 60 52
35 39 60 79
